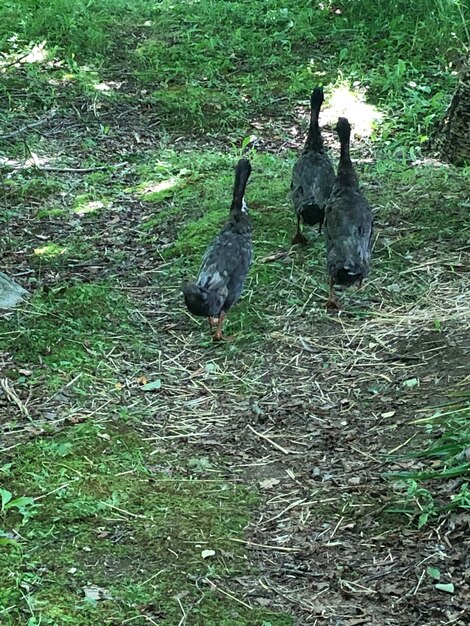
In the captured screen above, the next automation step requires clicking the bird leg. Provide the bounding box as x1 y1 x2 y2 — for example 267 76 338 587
326 277 339 310
357 278 363 291
292 215 308 245
208 316 218 329
213 311 226 341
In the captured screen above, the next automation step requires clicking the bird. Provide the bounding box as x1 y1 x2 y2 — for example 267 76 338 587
290 86 335 244
324 117 373 309
183 158 253 340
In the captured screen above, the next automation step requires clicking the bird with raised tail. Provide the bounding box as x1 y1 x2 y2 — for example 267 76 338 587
290 86 335 244
324 117 373 309
183 159 253 340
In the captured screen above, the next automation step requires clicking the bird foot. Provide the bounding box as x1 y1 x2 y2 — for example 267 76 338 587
292 231 308 245
325 299 340 311
213 333 234 342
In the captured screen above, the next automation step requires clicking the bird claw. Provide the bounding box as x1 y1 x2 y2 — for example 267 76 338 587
292 232 308 245
326 299 340 311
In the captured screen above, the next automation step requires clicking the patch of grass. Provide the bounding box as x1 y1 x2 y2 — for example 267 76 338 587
386 394 470 527
0 423 293 626
1 283 139 389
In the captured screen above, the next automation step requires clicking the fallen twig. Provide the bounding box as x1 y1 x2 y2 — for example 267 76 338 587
247 424 298 455
202 578 253 610
5 162 128 174
0 111 57 140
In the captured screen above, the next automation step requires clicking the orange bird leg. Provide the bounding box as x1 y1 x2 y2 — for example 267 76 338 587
326 277 339 310
213 311 226 341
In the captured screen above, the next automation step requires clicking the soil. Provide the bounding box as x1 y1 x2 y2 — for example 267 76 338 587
1 101 469 625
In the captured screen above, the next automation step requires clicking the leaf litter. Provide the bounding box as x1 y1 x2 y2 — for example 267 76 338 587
1 89 469 626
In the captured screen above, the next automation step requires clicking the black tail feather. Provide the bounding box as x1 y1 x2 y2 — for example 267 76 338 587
336 267 362 286
183 283 213 317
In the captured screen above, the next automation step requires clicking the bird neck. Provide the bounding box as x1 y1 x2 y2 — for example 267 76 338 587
305 116 323 152
337 143 358 187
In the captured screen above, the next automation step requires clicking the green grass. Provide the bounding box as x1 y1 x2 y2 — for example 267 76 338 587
386 393 470 527
1 2 469 623
1 1 468 150
2 283 139 390
0 423 291 626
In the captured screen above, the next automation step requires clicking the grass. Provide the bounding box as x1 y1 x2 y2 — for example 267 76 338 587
2 283 140 391
1 1 470 623
1 423 291 626
387 393 470 527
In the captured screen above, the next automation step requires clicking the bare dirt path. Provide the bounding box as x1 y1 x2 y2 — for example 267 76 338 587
1 101 469 625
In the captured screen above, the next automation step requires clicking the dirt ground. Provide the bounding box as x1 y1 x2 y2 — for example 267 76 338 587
1 98 469 625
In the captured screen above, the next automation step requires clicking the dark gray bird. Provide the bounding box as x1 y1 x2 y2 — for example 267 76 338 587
183 159 253 340
324 117 373 309
290 87 335 244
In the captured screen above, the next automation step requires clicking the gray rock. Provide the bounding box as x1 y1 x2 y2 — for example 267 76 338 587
0 272 29 309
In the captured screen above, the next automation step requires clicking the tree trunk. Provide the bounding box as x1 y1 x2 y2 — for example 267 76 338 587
0 272 28 309
436 55 470 165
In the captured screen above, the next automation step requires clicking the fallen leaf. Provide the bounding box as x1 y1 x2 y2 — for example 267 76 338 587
259 478 280 489
381 411 396 418
427 566 441 580
435 582 454 594
141 379 162 392
18 369 32 376
83 585 113 601
403 378 419 388
137 375 148 385
97 433 111 441
201 549 216 559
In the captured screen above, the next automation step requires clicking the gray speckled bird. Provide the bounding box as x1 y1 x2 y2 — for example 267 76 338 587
183 159 253 340
290 87 335 244
324 117 373 309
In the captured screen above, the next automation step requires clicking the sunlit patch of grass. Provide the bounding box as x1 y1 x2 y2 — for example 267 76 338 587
34 242 67 257
73 195 110 215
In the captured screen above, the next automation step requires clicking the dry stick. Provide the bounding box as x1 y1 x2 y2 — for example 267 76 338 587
203 578 253 610
261 498 306 525
0 113 56 140
228 537 300 553
388 433 417 454
0 378 30 419
0 51 32 71
247 424 297 455
99 501 148 519
6 162 128 174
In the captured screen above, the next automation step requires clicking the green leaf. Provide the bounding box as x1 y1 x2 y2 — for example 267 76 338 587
0 537 18 546
435 583 454 594
427 566 441 580
141 379 162 391
0 489 13 511
403 377 419 388
5 497 34 511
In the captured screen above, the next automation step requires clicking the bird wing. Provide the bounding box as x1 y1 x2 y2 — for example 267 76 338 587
198 230 251 295
291 151 334 211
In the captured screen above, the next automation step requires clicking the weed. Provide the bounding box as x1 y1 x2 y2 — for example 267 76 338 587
387 396 470 526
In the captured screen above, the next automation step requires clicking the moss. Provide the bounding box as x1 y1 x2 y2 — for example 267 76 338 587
0 283 140 388
0 424 292 626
